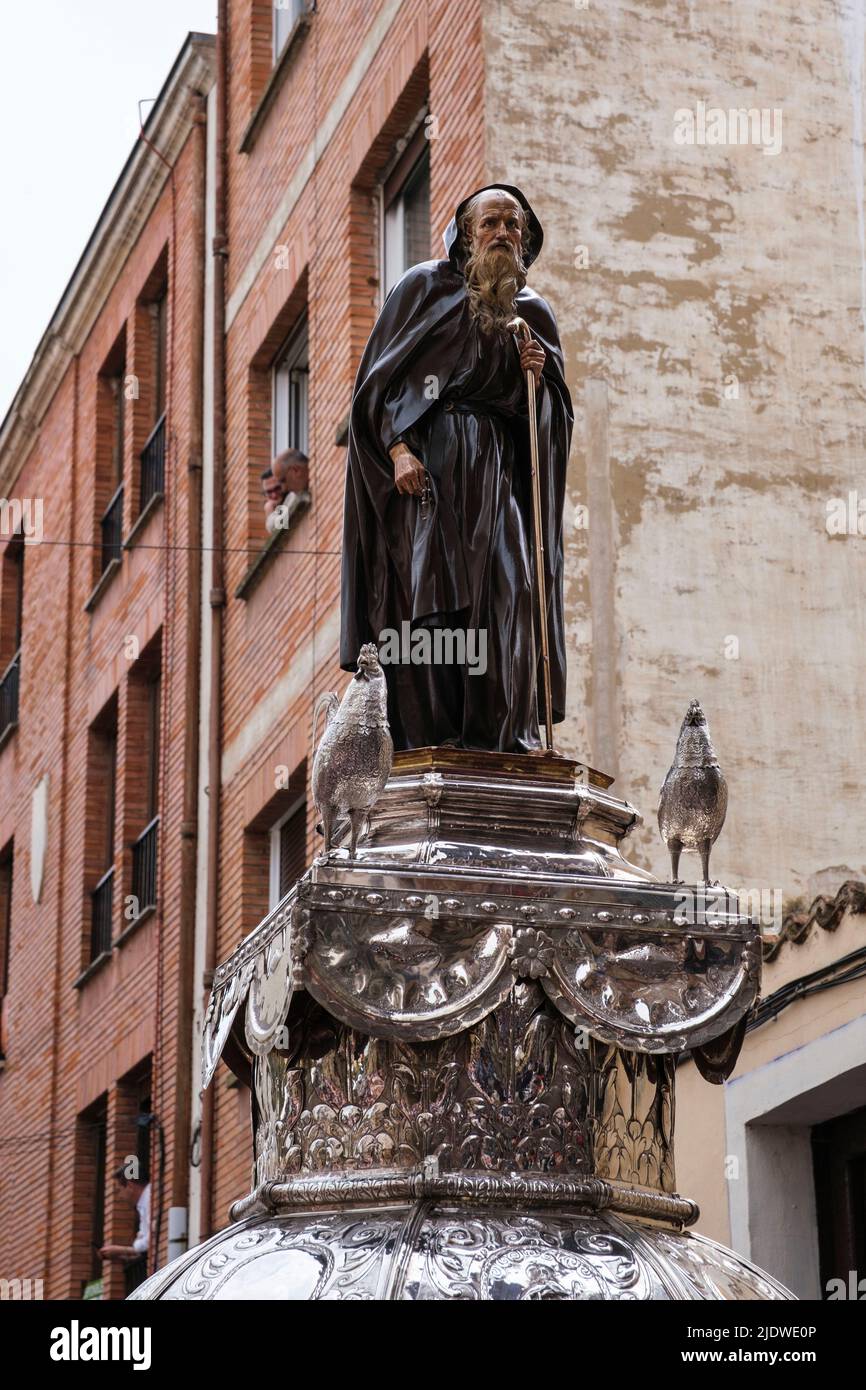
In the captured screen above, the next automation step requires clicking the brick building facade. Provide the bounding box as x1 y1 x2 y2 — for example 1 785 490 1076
0 33 215 1298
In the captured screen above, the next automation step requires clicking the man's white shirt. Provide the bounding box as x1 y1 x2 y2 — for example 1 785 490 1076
133 1183 151 1254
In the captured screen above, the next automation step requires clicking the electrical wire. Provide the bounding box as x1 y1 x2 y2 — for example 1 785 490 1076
746 944 866 1034
9 536 340 557
0 1120 106 1147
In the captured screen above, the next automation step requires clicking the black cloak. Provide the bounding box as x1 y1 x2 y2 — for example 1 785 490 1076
340 185 573 752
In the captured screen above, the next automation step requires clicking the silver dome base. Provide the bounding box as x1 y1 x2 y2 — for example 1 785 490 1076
131 1204 793 1301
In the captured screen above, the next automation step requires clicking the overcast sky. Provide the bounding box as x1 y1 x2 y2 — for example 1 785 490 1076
0 0 218 422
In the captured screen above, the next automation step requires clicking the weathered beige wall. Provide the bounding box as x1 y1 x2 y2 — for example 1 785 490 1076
676 906 866 1248
481 0 866 905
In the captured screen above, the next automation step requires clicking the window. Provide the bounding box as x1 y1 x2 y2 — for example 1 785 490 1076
0 842 12 1061
131 672 160 917
95 330 127 582
86 696 118 962
145 673 161 824
110 372 125 490
130 1067 153 1182
346 64 428 412
813 1105 866 1297
152 291 168 425
139 292 167 516
241 766 306 937
76 1096 107 1298
381 126 430 298
128 637 161 923
272 317 309 457
273 0 309 60
269 798 306 910
243 0 315 152
0 533 23 742
8 539 23 653
119 1062 153 1295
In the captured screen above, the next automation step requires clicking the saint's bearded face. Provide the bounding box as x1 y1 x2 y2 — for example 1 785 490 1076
460 192 528 335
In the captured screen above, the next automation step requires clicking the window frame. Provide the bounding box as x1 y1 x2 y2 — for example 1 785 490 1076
379 123 431 302
273 0 309 63
0 841 12 1059
79 1095 108 1293
110 372 126 489
84 694 119 967
145 672 161 825
271 315 309 458
152 291 168 426
268 794 305 912
104 725 118 873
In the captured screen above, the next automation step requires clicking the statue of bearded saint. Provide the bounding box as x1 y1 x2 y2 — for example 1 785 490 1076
340 185 573 753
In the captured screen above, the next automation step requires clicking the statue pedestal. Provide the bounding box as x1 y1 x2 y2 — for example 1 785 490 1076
133 750 792 1301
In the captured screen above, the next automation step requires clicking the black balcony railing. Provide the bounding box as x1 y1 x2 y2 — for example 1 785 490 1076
100 484 124 574
90 866 114 960
131 816 159 915
139 414 166 515
0 649 20 740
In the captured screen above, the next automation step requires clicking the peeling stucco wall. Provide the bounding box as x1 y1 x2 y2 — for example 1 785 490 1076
481 0 866 905
675 905 866 1256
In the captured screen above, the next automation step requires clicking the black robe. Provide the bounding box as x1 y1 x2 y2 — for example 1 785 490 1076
340 249 572 752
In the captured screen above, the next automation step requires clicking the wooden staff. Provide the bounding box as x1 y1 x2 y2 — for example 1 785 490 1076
509 316 554 752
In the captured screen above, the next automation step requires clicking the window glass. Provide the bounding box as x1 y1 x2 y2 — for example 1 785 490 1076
274 0 306 60
0 843 12 1057
153 294 167 423
146 675 161 824
273 318 309 456
111 371 125 487
382 144 430 297
269 800 306 910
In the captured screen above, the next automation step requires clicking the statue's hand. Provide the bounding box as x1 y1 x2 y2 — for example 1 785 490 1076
390 443 427 497
518 337 545 387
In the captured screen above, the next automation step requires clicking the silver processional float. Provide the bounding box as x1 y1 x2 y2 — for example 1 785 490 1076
132 323 792 1302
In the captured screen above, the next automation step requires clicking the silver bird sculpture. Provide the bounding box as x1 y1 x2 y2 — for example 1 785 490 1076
312 643 393 857
657 699 728 883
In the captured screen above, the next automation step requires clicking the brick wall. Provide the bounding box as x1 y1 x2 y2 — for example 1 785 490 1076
0 88 209 1294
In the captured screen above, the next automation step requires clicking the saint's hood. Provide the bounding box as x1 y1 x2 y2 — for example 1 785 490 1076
442 184 544 272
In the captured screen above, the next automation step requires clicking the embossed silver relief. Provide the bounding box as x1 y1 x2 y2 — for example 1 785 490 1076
301 909 516 1040
295 906 759 1053
592 1046 675 1191
509 926 554 978
202 959 256 1091
228 1170 696 1222
402 1211 661 1301
245 916 294 1057
254 1049 303 1186
203 894 759 1070
617 1223 795 1302
461 983 593 1174
131 1205 793 1301
139 1213 405 1301
246 987 673 1189
540 925 761 1055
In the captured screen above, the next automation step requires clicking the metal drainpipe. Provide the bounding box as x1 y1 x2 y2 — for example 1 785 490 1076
199 0 228 1243
168 91 208 1262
